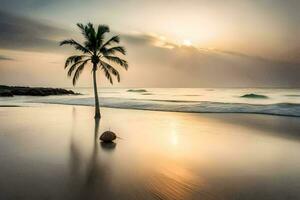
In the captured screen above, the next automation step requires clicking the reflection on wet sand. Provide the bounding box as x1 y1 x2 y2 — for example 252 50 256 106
1 106 300 200
145 161 212 200
68 108 117 200
67 107 205 200
100 142 117 150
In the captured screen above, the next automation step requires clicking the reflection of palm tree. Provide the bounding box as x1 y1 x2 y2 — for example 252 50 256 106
60 23 129 119
68 114 116 200
69 107 82 176
84 119 100 188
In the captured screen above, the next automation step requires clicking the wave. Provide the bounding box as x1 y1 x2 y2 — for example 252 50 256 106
285 94 300 97
32 97 300 117
141 93 153 95
129 98 201 103
174 94 202 97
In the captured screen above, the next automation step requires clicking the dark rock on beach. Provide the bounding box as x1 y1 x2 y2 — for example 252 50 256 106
0 85 78 97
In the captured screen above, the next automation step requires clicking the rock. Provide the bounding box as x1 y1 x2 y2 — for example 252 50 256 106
0 85 79 97
0 90 13 97
241 93 268 99
127 89 147 93
100 131 117 142
13 89 26 95
27 89 46 96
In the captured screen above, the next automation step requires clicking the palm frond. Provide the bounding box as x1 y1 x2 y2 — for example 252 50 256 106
77 23 94 42
101 35 120 49
84 40 93 51
67 59 90 77
60 39 91 54
96 25 110 43
68 61 84 77
100 61 120 82
76 23 85 34
72 60 89 85
101 66 113 84
65 55 87 68
77 23 99 52
87 23 97 47
102 46 126 56
104 56 128 70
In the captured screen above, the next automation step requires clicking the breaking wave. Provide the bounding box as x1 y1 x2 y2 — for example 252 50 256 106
32 97 300 117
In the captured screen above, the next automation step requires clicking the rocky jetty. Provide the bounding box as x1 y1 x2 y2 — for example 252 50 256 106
0 85 78 97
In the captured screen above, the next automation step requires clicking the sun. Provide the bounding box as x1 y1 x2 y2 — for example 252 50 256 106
182 39 192 46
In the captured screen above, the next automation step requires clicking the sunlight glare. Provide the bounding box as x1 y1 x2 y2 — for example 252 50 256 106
182 39 192 47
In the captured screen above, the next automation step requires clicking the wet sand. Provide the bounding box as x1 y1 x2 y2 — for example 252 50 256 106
0 105 300 200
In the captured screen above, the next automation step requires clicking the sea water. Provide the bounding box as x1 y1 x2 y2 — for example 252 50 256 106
1 88 300 117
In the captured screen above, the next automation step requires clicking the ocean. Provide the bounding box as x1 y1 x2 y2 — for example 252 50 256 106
1 88 300 117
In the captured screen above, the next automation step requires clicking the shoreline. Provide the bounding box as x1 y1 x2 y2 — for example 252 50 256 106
2 87 300 117
1 104 300 141
8 101 299 118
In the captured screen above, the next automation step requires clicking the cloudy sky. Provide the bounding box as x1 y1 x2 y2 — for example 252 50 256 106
0 0 300 87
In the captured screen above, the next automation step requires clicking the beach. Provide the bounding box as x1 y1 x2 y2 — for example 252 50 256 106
0 105 300 200
2 1 300 199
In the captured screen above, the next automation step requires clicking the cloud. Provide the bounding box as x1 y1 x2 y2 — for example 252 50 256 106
118 32 300 87
122 32 299 64
0 10 69 52
0 11 299 87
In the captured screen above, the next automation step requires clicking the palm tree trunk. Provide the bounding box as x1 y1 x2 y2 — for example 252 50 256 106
92 63 101 119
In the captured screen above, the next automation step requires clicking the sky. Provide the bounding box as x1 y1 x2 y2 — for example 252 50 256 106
0 0 300 87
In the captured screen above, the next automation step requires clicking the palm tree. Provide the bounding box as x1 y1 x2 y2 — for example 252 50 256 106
60 23 128 119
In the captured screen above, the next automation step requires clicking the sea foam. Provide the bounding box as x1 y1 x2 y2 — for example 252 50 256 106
32 97 300 117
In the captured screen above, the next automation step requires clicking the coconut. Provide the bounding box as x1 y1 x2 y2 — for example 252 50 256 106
100 131 117 142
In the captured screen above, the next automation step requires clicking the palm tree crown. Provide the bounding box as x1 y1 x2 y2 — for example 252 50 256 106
60 23 128 85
